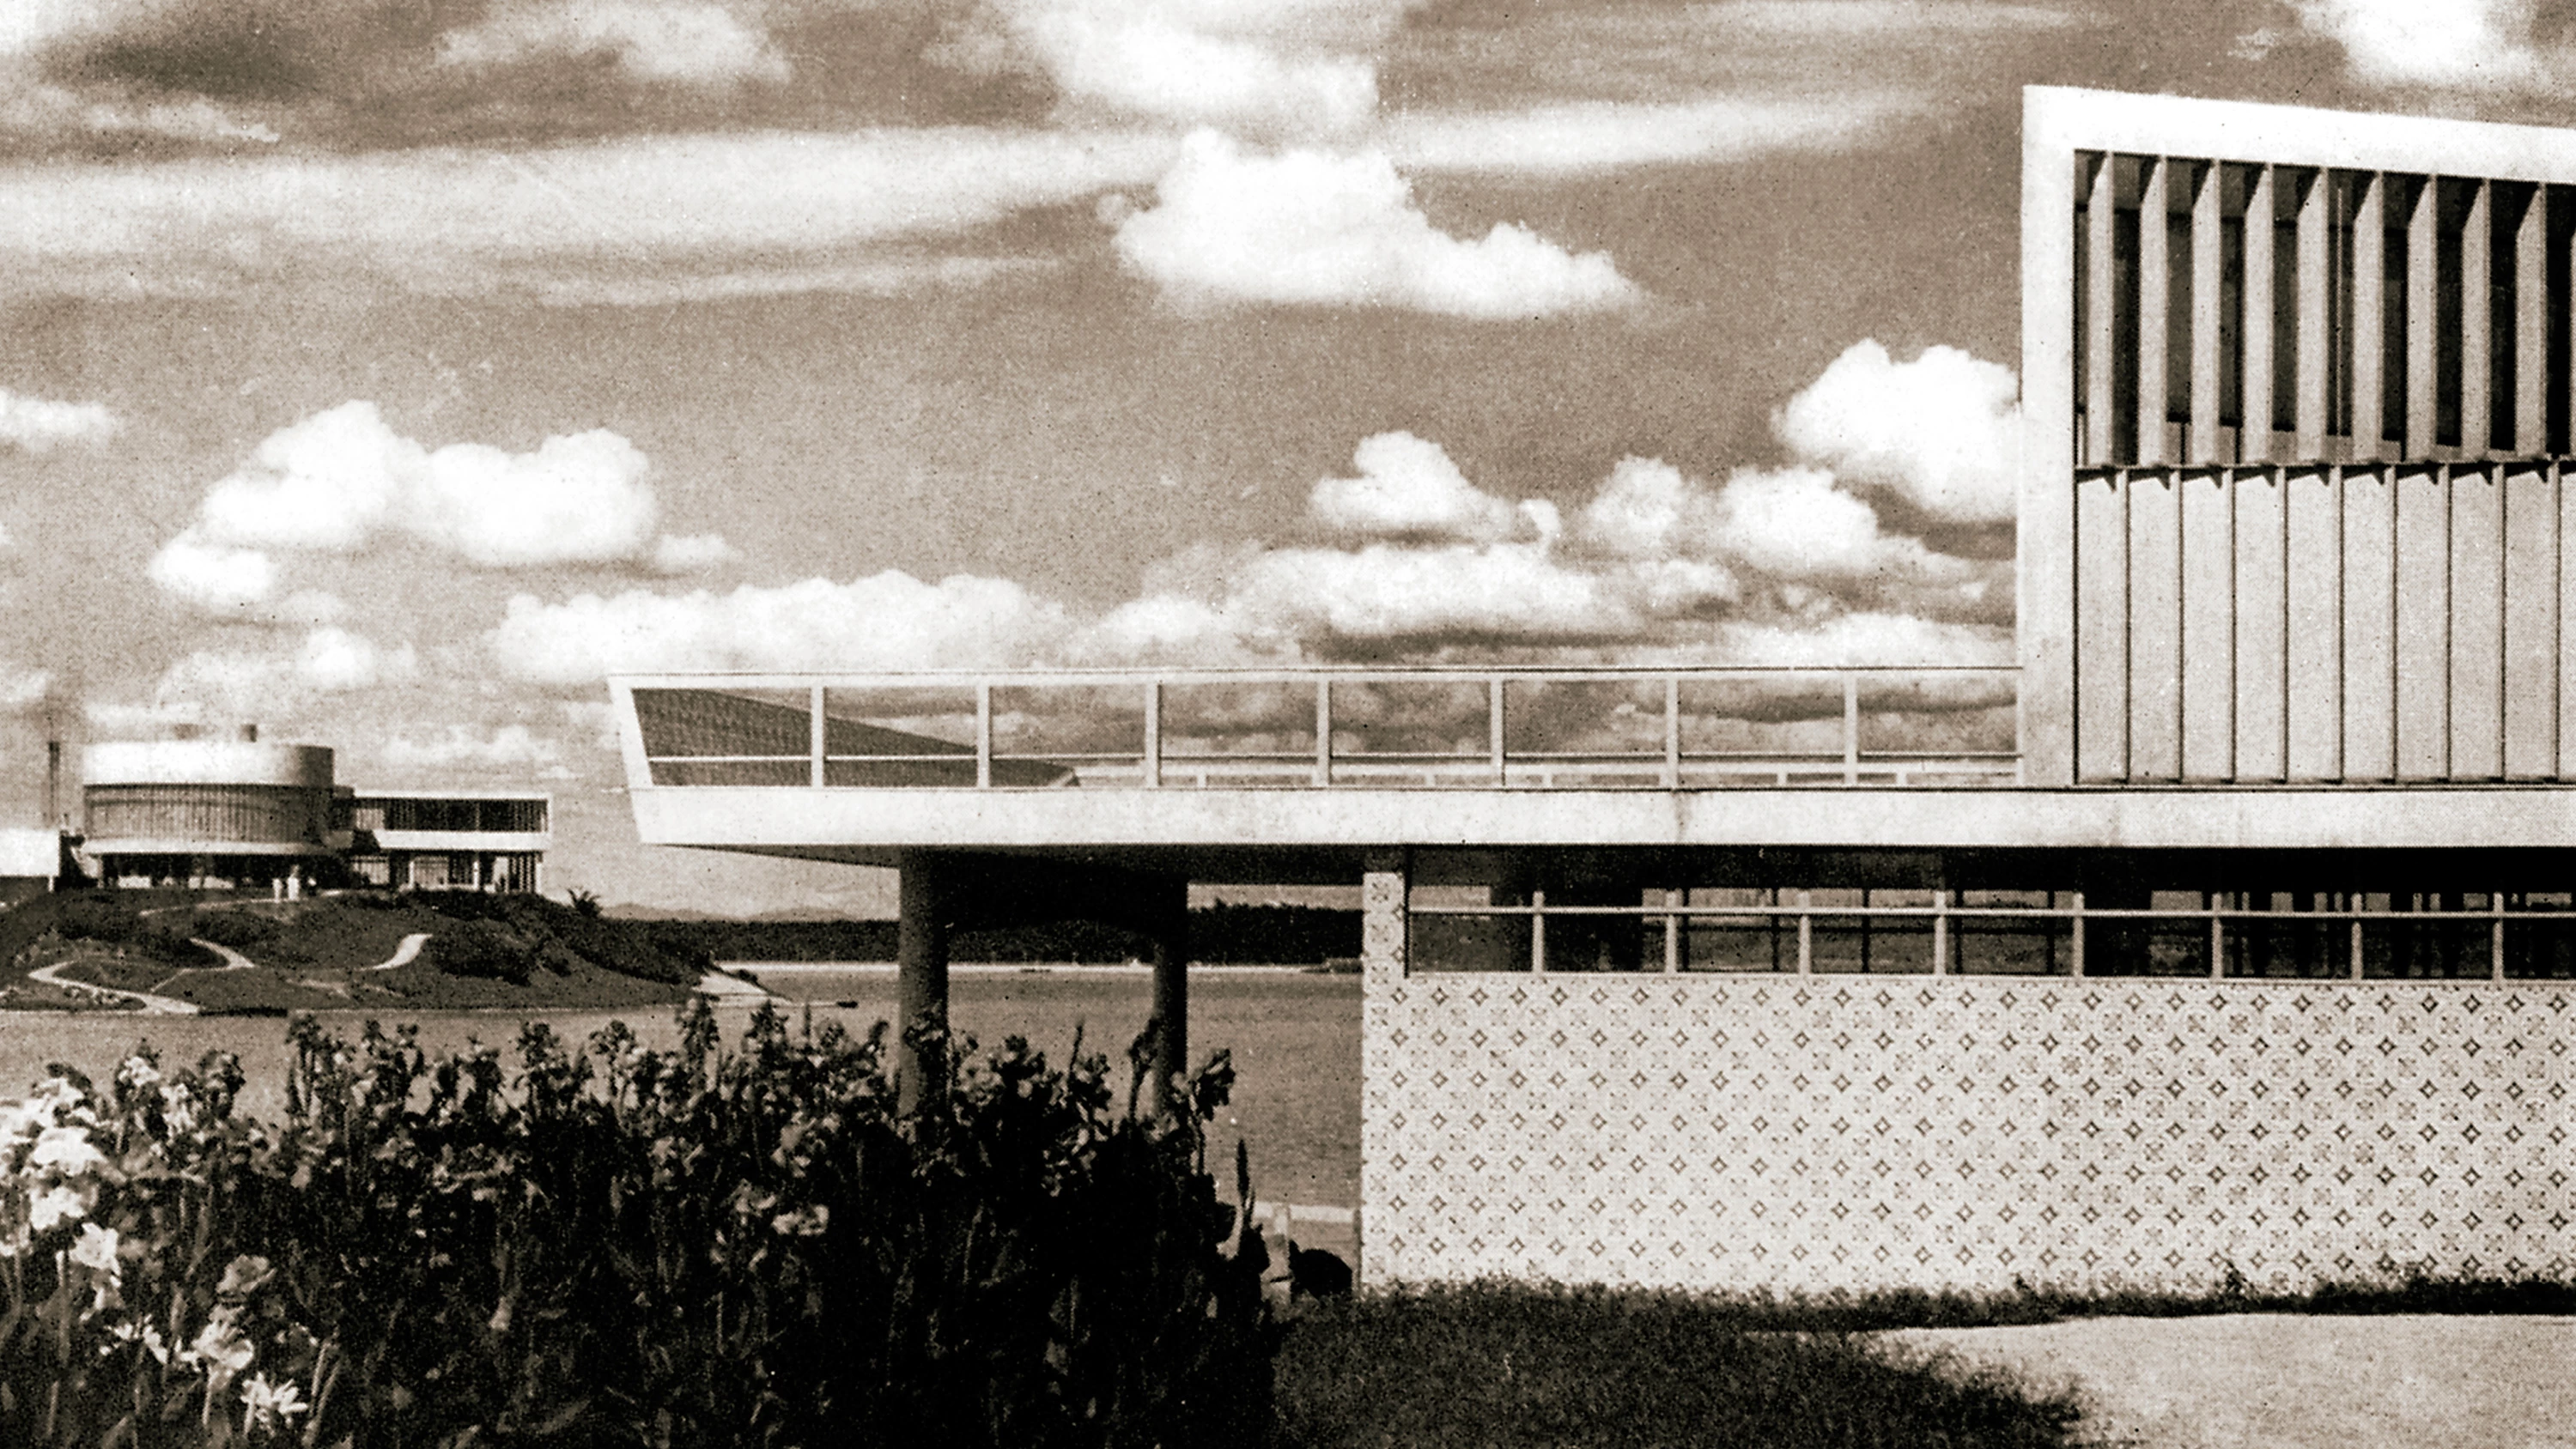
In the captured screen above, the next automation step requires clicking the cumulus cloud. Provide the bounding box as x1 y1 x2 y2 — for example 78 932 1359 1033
144 535 276 613
1773 340 2020 524
0 388 119 453
112 627 419 726
380 723 568 773
489 572 1074 683
2285 0 2551 90
438 0 790 87
1310 431 1525 542
1113 130 1640 317
994 0 1406 136
149 402 728 614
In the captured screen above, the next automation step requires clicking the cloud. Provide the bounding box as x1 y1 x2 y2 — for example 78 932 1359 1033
2284 0 2551 90
1383 95 1921 177
1310 431 1526 543
1772 340 2020 524
112 626 419 726
144 535 276 612
1114 130 1640 317
994 0 1408 136
0 126 1178 300
152 403 728 608
489 571 1074 683
0 82 278 149
1001 0 1378 136
380 723 568 773
437 1 791 87
0 387 119 452
0 663 50 713
1702 1 2082 36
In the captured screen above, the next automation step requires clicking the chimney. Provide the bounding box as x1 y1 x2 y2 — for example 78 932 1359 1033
43 739 58 832
239 723 258 743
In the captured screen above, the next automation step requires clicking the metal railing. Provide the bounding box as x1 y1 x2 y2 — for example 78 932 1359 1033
615 665 2022 791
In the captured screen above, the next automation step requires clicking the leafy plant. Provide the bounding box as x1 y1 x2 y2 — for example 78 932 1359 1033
0 1002 1276 1448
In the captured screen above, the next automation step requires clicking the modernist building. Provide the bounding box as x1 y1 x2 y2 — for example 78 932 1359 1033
610 88 2576 1294
82 732 550 894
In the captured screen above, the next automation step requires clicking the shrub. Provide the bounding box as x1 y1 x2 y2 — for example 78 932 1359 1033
187 912 279 953
422 918 538 985
0 1002 1275 1448
57 894 149 944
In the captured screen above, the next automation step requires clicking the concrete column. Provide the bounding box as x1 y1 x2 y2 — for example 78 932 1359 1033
1145 877 1190 1116
896 852 951 1114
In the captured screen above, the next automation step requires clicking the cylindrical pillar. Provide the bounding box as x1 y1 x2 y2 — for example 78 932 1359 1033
1146 878 1190 1116
896 852 951 1114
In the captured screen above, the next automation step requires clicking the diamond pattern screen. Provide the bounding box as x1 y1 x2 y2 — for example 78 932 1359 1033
1359 872 2576 1294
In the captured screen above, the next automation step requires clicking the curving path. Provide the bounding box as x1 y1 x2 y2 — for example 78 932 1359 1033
26 961 198 1015
370 933 431 971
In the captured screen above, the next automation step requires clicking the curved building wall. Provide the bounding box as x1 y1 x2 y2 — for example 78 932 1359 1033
82 743 337 856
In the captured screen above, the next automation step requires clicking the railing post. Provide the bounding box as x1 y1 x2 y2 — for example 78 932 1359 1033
1490 677 1507 786
1795 890 1813 973
975 682 993 789
2209 894 2224 978
2069 890 2086 977
1663 675 1680 788
809 684 826 788
2351 909 2366 980
1931 889 1948 974
1664 888 1681 973
1314 680 1332 787
1530 888 1546 973
1842 674 1860 784
2493 891 2507 981
1143 680 1162 789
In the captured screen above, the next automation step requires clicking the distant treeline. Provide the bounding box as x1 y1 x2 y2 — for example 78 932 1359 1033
636 903 1360 966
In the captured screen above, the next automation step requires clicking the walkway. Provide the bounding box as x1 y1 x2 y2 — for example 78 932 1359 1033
370 933 430 971
26 961 198 1015
1883 1314 2576 1449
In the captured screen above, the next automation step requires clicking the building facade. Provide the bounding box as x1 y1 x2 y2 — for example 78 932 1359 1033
606 88 2576 1294
81 736 550 894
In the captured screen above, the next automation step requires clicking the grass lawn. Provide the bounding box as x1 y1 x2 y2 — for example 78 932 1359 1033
1273 1283 2088 1449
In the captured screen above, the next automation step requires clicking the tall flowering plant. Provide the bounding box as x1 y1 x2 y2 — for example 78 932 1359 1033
0 1002 1276 1448
0 1051 317 1447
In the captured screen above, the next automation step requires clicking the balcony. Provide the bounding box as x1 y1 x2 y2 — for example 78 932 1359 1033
615 665 2022 793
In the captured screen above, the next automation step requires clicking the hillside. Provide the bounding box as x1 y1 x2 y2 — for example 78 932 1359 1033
0 889 705 1013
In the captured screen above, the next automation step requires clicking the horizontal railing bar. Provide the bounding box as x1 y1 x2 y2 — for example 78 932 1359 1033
617 664 2020 690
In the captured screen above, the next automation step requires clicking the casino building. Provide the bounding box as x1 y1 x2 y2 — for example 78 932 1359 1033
80 730 549 894
606 88 2576 1294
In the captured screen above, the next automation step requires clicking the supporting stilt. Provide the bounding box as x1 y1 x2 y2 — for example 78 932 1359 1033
1145 876 1190 1117
896 852 951 1114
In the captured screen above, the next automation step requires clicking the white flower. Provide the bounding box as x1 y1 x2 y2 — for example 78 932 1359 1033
29 1125 106 1178
189 1309 255 1385
68 1222 119 1279
108 1319 171 1364
239 1372 308 1434
27 1183 86 1231
113 1057 161 1094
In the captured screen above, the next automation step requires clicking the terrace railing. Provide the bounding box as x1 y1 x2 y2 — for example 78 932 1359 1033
615 666 2022 791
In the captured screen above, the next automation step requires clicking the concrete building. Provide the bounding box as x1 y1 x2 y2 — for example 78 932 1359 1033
343 791 550 893
609 88 2576 1294
81 733 550 894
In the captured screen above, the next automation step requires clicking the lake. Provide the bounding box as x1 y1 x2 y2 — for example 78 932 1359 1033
0 967 1364 1212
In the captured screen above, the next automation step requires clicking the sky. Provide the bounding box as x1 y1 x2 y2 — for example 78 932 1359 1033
0 0 2569 916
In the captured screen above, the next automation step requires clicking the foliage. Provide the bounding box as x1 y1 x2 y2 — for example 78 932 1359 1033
1273 1282 2087 1449
418 918 544 985
0 1002 1275 1448
185 912 280 954
49 895 220 972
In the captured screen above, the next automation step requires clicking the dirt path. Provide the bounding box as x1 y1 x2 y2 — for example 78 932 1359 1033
370 932 430 970
1884 1314 2576 1449
26 961 199 1015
